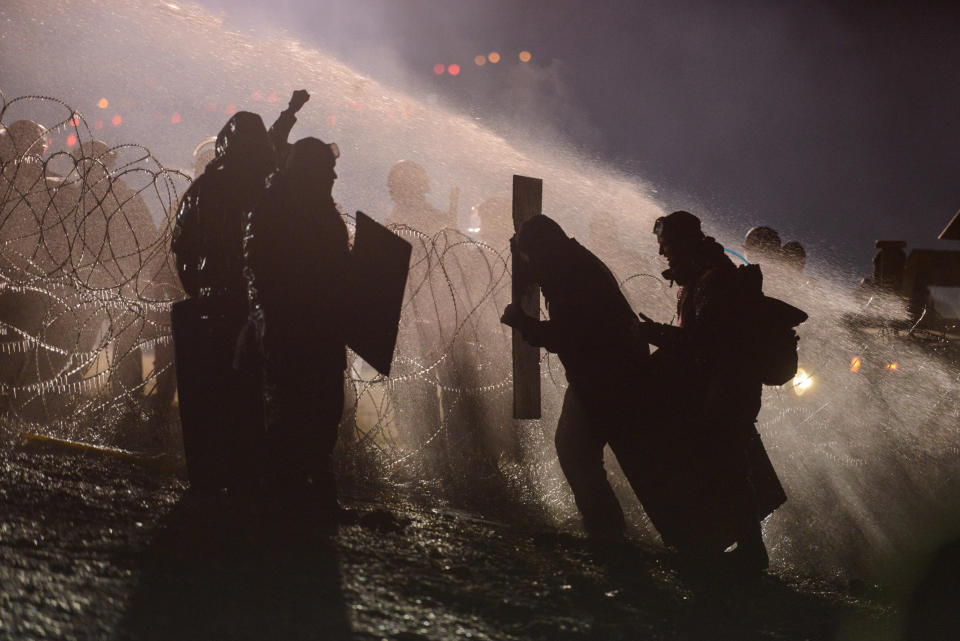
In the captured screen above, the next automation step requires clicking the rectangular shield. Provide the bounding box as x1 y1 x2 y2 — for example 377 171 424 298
512 175 542 419
348 211 412 376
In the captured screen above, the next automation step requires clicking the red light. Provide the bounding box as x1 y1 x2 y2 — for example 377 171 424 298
224 104 237 115
266 92 278 103
111 114 123 127
69 116 80 127
66 134 77 147
251 90 263 101
171 112 182 124
448 64 461 76
206 101 218 112
433 64 445 75
94 121 103 130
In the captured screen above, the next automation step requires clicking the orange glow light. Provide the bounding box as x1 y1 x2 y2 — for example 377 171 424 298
171 112 182 124
111 114 123 127
519 50 532 62
66 134 77 147
433 63 445 75
448 64 461 76
474 55 486 66
850 357 861 373
97 98 109 109
886 362 899 371
488 52 500 63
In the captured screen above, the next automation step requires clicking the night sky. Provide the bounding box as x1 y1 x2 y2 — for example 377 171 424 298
192 0 960 274
4 0 959 274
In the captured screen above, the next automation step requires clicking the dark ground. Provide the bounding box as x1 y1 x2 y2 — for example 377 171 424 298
0 439 918 641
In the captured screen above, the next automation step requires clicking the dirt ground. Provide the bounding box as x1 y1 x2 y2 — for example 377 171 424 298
0 440 920 641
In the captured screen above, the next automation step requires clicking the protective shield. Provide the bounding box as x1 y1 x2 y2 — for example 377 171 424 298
171 299 262 490
348 211 412 376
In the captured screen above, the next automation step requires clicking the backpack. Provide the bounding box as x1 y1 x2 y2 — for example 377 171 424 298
737 264 808 386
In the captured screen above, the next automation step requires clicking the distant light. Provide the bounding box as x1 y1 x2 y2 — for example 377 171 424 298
45 136 53 152
94 120 104 130
206 101 218 112
792 368 813 396
433 63 445 75
97 98 109 109
850 357 861 373
171 112 182 124
519 50 532 62
69 115 80 127
474 55 486 66
488 52 500 64
266 92 278 104
224 104 237 115
111 114 123 127
886 362 899 372
448 64 461 76
326 114 337 127
251 90 263 101
66 134 77 147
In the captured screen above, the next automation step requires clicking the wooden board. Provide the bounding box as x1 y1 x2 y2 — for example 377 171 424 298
348 211 412 376
512 175 542 419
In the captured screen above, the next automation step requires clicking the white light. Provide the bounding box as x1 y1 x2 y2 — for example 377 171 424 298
793 367 813 396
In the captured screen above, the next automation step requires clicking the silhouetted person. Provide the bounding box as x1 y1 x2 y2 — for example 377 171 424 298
0 119 72 419
244 137 349 507
170 91 311 492
636 211 787 575
66 140 160 412
385 159 457 233
501 215 649 538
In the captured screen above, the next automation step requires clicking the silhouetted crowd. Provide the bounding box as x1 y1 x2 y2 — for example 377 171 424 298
1 90 814 580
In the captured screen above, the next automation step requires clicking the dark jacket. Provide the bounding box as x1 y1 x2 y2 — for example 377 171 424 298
170 109 299 318
514 238 647 405
243 173 351 371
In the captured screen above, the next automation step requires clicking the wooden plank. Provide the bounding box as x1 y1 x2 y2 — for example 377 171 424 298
512 175 542 419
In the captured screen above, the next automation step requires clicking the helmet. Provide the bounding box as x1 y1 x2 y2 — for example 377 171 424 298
71 139 117 172
781 240 806 269
743 226 782 259
192 136 217 178
0 120 48 161
387 160 429 200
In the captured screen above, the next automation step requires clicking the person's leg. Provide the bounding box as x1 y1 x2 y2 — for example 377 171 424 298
555 387 625 538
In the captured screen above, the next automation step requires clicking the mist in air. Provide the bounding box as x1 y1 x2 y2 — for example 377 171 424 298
2 0 959 585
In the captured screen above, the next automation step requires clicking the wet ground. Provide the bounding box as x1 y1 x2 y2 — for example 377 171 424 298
0 440 909 641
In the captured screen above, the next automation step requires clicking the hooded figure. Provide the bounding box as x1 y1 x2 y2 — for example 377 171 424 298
243 136 350 506
169 108 284 493
501 215 650 538
636 210 786 576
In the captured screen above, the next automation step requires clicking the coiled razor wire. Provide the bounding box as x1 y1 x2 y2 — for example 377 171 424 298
3 94 959 487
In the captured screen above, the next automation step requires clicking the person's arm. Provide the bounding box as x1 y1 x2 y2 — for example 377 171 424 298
267 90 310 164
